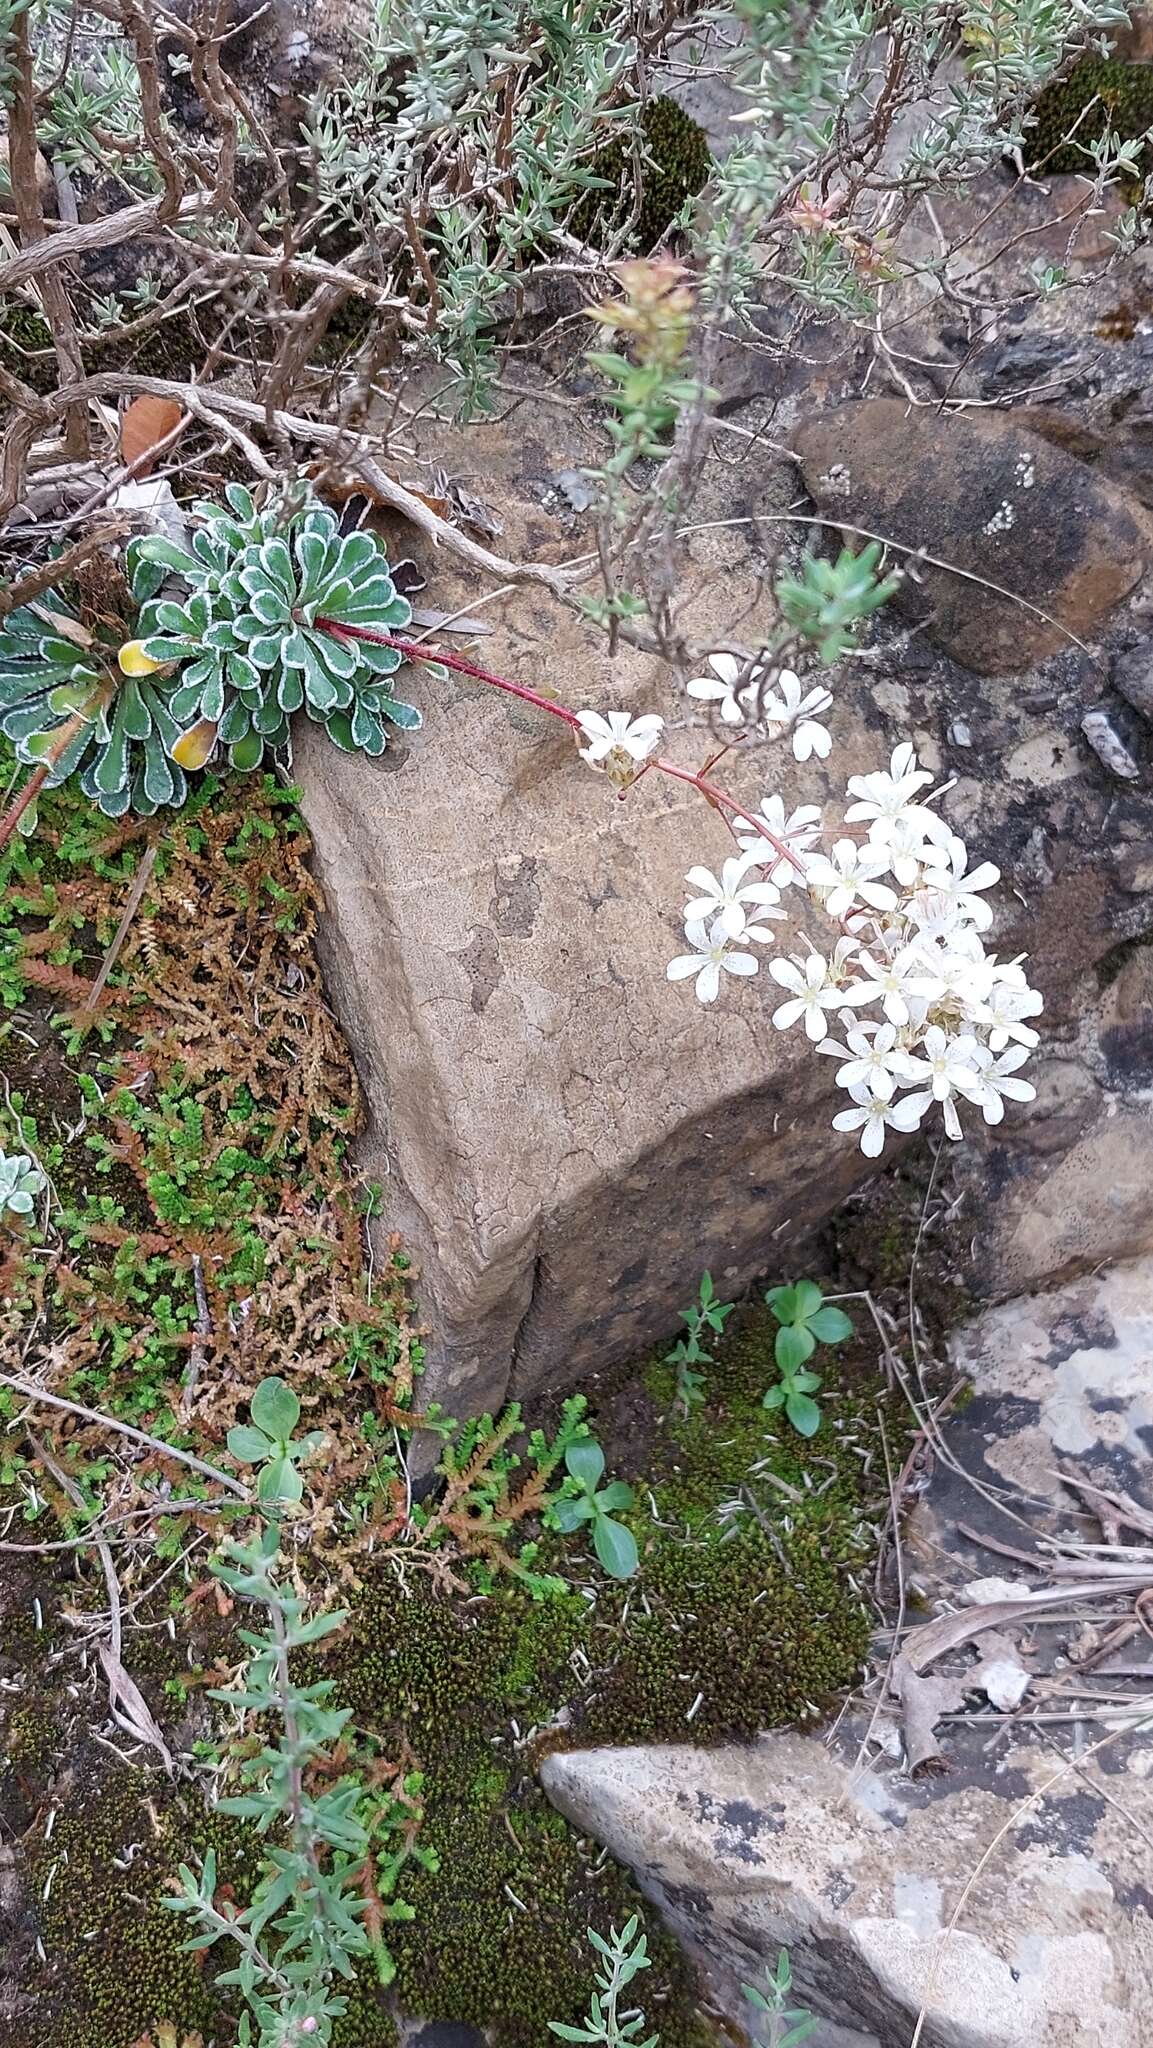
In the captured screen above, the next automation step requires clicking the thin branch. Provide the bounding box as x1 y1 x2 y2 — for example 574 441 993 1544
0 193 210 291
0 1372 250 1497
8 370 581 596
0 522 126 621
89 837 160 1003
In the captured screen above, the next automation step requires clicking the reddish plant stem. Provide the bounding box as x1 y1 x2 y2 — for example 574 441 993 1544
0 762 51 855
0 699 107 857
314 617 805 877
315 618 582 729
651 756 805 878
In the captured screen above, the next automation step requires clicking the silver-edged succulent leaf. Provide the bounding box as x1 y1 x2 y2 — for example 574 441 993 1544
0 595 187 818
0 1149 47 1219
136 487 420 770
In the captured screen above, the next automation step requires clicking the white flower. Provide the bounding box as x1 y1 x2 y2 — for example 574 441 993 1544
735 796 823 888
832 1085 934 1158
666 915 760 1004
982 972 1044 1052
769 951 852 1039
683 853 785 940
915 834 1000 932
955 1042 1037 1124
576 708 664 783
844 743 934 822
818 1021 910 1101
896 1024 983 1140
805 838 897 920
686 653 759 727
759 670 833 761
841 943 926 1026
905 931 995 1013
870 806 953 888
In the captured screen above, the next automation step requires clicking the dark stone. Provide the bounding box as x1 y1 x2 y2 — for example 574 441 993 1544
1113 644 1153 722
794 399 1151 673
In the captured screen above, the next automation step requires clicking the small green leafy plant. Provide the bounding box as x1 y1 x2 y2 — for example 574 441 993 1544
743 1950 817 2048
550 1915 657 2048
0 1146 46 1220
664 1269 734 1412
0 486 421 822
550 1436 638 1580
134 485 421 770
762 1281 853 1438
226 1375 325 1505
168 1524 374 2046
775 543 901 664
0 591 190 818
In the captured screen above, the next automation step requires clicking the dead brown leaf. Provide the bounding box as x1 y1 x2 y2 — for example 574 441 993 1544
892 1654 966 1771
119 394 185 476
97 1642 174 1772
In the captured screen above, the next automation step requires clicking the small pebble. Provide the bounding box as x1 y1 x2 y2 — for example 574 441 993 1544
948 720 972 748
552 470 596 513
1081 707 1140 781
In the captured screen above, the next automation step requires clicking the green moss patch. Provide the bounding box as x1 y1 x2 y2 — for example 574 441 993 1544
573 95 712 249
1025 57 1153 189
320 1297 896 2041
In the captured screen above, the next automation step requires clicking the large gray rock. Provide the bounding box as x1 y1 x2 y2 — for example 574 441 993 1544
541 1730 1152 2048
296 383 1153 1426
794 400 1151 673
295 463 872 1424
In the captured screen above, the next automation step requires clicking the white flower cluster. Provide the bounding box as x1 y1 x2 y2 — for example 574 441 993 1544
688 654 833 761
666 741 1042 1156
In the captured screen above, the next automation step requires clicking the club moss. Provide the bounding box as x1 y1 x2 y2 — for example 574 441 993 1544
1025 57 1153 189
333 1581 710 2047
23 1768 255 2047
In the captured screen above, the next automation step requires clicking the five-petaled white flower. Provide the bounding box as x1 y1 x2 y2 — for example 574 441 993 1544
667 916 761 1004
832 1085 933 1158
686 653 759 727
769 951 853 1039
896 1024 983 1139
735 795 823 888
871 806 953 887
759 670 834 761
818 1021 911 1101
956 1043 1037 1123
982 970 1044 1051
845 743 935 825
914 834 1000 932
683 854 785 940
576 708 664 785
805 838 897 921
840 943 930 1025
